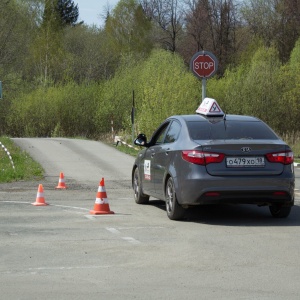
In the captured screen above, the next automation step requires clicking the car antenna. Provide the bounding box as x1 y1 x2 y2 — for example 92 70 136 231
223 112 227 130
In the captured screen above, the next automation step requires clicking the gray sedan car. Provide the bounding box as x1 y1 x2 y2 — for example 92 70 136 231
132 98 294 220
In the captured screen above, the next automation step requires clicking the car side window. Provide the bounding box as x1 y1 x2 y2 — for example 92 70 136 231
152 122 170 145
164 121 181 143
155 125 169 145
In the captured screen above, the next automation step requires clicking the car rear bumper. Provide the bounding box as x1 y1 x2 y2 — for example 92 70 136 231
176 176 294 206
192 190 294 206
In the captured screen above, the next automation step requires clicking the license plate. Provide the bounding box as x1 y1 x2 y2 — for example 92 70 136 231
226 156 265 167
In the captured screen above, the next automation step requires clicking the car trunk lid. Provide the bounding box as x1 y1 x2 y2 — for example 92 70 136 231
199 140 287 176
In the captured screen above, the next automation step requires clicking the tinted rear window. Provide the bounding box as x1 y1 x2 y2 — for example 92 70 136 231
187 120 279 140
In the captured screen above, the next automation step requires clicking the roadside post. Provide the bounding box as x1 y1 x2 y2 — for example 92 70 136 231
0 81 2 99
131 90 135 143
190 51 218 100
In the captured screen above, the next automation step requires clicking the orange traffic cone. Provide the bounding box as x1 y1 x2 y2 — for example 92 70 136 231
90 178 114 215
56 172 67 189
32 184 49 206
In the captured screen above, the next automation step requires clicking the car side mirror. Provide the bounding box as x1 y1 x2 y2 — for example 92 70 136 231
134 133 148 147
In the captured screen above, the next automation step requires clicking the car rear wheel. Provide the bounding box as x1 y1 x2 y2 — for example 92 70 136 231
165 177 185 220
133 168 149 204
269 204 291 218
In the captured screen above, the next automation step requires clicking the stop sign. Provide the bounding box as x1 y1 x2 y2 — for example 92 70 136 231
190 51 218 79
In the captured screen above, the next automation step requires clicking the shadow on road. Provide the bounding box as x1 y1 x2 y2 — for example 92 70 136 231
149 199 300 226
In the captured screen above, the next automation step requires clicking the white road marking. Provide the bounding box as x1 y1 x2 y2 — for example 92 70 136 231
105 228 141 244
1 201 31 204
0 201 89 211
0 265 111 275
106 227 121 234
84 215 96 220
52 204 89 211
117 226 164 230
122 237 141 245
28 265 110 271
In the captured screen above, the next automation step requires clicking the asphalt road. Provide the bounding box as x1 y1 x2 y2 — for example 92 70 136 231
1 138 300 300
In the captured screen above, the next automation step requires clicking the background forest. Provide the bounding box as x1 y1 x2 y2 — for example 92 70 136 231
1 0 300 149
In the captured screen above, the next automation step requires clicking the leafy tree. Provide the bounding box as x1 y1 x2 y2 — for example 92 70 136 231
63 25 117 82
42 0 78 28
0 1 36 74
273 0 300 62
241 0 300 62
105 0 153 56
184 0 211 52
29 25 64 84
209 46 283 130
57 0 79 26
30 0 79 85
42 0 61 29
279 38 300 134
136 49 200 135
183 0 239 74
141 0 185 52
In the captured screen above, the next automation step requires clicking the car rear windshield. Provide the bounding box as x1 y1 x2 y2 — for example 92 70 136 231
187 120 279 140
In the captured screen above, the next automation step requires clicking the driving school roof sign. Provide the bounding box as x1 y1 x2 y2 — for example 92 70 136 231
190 51 218 79
196 98 224 116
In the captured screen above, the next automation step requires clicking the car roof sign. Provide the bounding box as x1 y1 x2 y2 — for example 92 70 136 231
196 98 224 117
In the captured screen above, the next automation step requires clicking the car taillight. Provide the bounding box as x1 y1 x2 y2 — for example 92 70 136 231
182 151 225 165
273 191 287 196
266 151 294 165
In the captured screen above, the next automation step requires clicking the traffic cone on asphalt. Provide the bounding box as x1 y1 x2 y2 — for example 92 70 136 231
90 178 114 215
56 172 67 189
32 184 49 206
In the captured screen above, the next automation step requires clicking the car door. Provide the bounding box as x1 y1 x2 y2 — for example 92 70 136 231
141 121 171 197
141 122 171 196
153 120 182 198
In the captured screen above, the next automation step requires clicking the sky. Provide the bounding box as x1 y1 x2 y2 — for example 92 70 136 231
75 0 119 27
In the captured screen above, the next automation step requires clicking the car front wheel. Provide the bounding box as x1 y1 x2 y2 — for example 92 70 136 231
165 177 185 220
133 168 149 204
269 204 291 218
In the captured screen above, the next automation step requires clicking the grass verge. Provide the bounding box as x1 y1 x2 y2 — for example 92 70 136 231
0 136 44 183
114 142 140 157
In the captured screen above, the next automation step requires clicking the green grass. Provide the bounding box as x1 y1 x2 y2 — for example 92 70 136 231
0 136 44 183
291 145 300 162
114 142 140 157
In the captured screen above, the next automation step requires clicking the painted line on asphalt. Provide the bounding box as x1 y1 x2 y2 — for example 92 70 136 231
28 265 111 271
122 237 141 245
106 227 121 234
0 200 88 209
1 201 31 204
0 265 111 275
53 204 89 211
0 201 90 211
117 226 164 230
85 215 96 220
106 227 141 244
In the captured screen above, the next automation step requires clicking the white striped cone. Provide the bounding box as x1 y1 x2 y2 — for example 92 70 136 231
32 184 48 206
90 178 114 215
56 172 67 189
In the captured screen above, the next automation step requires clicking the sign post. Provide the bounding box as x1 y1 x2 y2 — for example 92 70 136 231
190 51 218 100
131 90 135 143
0 81 2 99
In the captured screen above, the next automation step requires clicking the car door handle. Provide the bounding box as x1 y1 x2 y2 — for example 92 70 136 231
151 149 155 158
